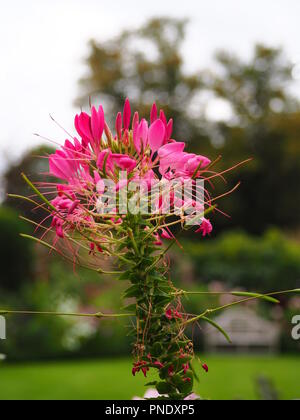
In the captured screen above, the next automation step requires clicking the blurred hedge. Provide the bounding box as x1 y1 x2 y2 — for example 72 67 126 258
0 206 33 292
184 229 300 291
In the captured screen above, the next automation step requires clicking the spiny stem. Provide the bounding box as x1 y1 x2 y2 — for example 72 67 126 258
128 228 140 256
0 310 134 319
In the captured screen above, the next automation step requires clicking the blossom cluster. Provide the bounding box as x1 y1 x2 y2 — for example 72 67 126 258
47 99 213 250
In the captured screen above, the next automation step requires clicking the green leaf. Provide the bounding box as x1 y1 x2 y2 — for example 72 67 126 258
121 304 137 312
151 342 163 357
232 291 279 304
145 381 157 387
201 316 232 344
118 272 130 281
123 285 140 298
21 173 57 211
176 372 193 394
156 382 174 395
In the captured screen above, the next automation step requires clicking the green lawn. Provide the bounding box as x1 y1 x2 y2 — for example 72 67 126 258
0 355 299 400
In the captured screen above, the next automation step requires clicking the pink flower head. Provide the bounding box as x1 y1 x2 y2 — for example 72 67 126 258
45 98 217 279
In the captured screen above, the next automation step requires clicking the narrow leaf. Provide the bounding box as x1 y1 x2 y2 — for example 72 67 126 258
202 316 232 344
232 291 279 304
21 173 57 211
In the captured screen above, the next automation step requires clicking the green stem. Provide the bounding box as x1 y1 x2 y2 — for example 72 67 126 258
0 310 134 319
183 288 299 326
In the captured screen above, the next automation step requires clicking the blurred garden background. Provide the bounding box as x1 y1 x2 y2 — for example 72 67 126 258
0 0 300 400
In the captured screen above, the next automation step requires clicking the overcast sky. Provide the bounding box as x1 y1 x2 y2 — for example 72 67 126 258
1 0 300 177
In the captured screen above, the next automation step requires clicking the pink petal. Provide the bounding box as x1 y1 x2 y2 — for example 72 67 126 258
158 142 185 159
134 119 148 153
123 98 131 130
197 155 211 168
49 156 67 180
148 119 166 152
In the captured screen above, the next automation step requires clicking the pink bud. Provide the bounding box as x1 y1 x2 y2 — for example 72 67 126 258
104 121 112 141
174 310 182 319
166 119 173 141
91 105 104 142
75 112 92 141
159 110 167 126
116 112 122 139
132 112 139 130
202 363 208 373
150 102 158 124
182 363 189 374
165 308 173 320
123 98 131 130
154 361 164 369
168 365 174 377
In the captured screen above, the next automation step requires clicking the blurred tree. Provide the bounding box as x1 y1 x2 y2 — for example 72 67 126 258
77 19 300 235
203 45 300 233
184 229 300 292
3 145 55 223
205 45 297 125
76 17 209 144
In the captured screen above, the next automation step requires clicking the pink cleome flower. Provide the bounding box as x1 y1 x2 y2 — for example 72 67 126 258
47 99 213 244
